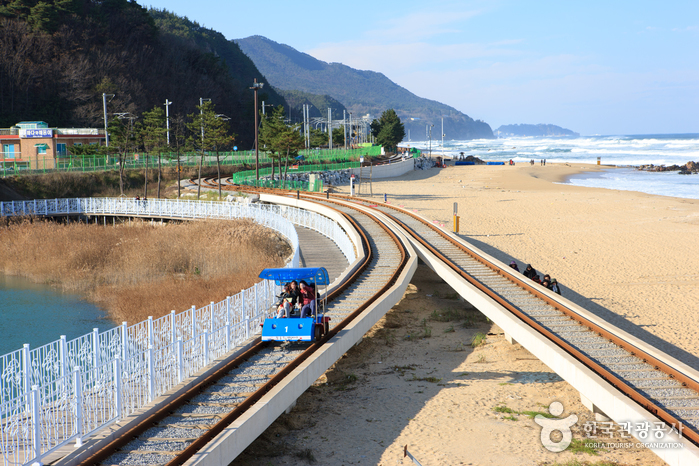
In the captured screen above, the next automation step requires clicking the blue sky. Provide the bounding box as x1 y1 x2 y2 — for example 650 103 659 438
144 0 698 135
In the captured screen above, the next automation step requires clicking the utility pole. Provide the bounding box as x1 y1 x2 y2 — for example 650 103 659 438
328 108 332 150
349 112 352 148
304 104 310 149
343 110 347 150
442 117 444 156
164 99 172 146
199 97 211 148
250 79 264 182
102 93 114 147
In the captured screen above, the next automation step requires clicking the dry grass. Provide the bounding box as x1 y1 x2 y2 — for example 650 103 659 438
0 218 291 323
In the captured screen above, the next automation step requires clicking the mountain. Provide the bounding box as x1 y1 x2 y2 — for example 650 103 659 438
274 89 348 121
496 124 580 138
235 36 494 140
0 2 284 148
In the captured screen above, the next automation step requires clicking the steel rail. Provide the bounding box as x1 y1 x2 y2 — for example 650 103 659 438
75 193 407 466
347 196 699 448
164 199 407 466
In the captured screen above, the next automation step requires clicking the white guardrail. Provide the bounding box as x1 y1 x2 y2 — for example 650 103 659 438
0 197 356 466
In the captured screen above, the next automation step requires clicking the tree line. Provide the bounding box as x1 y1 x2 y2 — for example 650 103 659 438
0 0 285 148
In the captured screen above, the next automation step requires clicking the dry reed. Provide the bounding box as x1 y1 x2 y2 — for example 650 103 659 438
0 218 291 323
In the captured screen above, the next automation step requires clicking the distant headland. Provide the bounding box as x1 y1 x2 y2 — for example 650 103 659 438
496 124 580 138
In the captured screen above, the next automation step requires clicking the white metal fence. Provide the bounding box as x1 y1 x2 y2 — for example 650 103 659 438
0 197 355 466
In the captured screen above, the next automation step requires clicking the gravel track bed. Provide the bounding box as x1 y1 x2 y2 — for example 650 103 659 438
190 391 241 404
596 356 645 365
200 392 248 402
642 388 699 399
632 379 683 389
216 382 266 394
527 310 565 317
107 452 174 465
666 411 699 429
658 398 699 408
173 404 230 415
579 348 630 358
556 335 601 345
142 426 203 439
606 364 656 373
574 342 619 351
622 371 671 380
124 439 190 452
163 417 218 428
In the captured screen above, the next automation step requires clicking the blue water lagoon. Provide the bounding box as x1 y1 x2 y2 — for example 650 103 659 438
0 274 113 355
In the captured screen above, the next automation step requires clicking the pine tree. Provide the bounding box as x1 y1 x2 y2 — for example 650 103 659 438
371 109 405 153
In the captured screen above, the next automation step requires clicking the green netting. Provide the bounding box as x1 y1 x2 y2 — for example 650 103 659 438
230 161 358 192
0 147 376 177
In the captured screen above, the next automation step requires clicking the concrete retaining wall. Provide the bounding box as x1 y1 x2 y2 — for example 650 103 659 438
349 158 414 179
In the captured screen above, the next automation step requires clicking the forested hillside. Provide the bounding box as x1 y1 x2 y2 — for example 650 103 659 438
0 1 284 148
275 89 348 121
236 35 494 140
496 124 580 137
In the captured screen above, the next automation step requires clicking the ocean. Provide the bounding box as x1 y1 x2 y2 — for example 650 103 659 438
404 134 699 200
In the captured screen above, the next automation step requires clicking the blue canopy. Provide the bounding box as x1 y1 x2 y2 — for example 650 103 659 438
259 267 330 286
295 155 305 160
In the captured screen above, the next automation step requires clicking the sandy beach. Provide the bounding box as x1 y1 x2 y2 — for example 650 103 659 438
233 163 698 466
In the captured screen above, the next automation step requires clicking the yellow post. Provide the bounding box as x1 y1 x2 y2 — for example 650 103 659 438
453 215 459 233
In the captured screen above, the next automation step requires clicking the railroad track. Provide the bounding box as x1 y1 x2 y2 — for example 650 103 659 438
69 195 409 466
353 196 699 447
196 178 699 456
218 178 699 445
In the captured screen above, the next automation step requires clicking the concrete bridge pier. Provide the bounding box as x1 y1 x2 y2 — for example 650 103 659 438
580 393 611 422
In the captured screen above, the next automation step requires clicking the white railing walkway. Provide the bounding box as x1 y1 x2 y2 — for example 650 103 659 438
0 197 355 466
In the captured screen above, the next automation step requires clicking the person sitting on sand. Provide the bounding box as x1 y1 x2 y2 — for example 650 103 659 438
509 261 520 272
523 264 536 279
541 278 551 289
532 274 542 284
551 279 562 295
543 274 551 284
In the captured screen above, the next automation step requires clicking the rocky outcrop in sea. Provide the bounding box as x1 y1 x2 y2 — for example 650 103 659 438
637 161 698 174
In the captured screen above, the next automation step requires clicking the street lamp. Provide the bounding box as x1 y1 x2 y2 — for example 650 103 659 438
250 79 264 182
429 125 434 157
